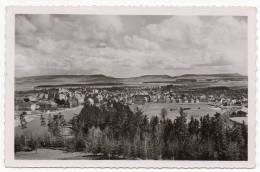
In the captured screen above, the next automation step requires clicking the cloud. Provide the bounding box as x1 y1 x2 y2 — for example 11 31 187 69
140 16 247 73
26 15 52 30
15 15 247 77
195 54 233 67
15 15 37 34
141 16 204 49
124 35 160 50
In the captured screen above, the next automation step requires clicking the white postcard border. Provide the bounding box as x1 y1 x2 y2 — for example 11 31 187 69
4 6 256 168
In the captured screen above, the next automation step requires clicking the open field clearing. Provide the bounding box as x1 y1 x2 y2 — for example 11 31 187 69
15 149 91 160
230 117 248 125
15 106 83 138
130 103 222 120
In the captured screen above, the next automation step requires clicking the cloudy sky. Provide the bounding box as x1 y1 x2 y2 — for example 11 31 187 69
15 14 247 78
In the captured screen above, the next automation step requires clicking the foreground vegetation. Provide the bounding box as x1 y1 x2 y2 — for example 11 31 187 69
15 102 247 160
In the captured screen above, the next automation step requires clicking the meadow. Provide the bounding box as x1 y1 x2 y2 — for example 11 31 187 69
130 103 222 121
15 106 83 139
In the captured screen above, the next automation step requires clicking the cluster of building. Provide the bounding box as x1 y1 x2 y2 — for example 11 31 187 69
15 88 84 113
15 85 248 115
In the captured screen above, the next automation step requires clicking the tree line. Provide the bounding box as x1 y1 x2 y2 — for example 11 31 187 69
68 102 247 160
15 101 247 160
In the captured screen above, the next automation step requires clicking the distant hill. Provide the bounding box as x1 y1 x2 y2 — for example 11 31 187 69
174 73 247 81
15 73 248 91
118 75 174 84
15 74 120 91
177 73 245 78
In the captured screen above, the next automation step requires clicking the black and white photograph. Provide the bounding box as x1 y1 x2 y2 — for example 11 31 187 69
4 6 256 168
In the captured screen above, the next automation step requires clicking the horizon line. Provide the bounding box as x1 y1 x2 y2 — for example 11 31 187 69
15 72 248 79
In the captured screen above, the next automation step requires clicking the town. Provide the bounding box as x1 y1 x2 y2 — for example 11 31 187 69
15 84 248 126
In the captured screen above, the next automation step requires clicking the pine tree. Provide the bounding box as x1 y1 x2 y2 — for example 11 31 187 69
240 121 248 160
212 113 228 160
160 108 168 121
173 108 189 159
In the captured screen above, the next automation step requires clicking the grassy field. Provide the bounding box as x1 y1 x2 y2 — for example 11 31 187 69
15 148 92 160
230 117 248 125
15 106 83 139
130 103 222 121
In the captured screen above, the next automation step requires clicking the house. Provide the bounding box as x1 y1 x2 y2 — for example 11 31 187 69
133 95 149 105
69 96 79 108
200 95 207 102
30 103 38 111
44 93 49 100
29 95 38 102
231 99 237 105
241 106 248 112
75 93 84 104
86 98 94 106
